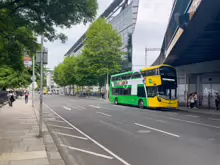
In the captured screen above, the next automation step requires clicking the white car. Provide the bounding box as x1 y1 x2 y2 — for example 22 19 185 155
48 91 52 95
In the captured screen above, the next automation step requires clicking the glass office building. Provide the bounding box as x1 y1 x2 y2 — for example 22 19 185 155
64 0 139 71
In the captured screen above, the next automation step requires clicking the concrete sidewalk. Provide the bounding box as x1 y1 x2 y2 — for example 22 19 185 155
0 99 65 165
179 106 220 116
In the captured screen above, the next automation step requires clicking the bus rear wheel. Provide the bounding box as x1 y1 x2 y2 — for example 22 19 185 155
114 98 118 105
138 100 144 109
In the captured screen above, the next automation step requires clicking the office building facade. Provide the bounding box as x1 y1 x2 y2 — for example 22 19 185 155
64 0 140 71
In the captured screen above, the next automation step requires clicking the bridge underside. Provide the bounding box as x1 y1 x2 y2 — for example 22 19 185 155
165 0 220 67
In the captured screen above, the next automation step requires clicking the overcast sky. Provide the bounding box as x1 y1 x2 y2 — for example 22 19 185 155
44 0 173 70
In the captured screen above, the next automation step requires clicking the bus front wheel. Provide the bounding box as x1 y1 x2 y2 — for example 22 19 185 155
138 100 144 109
114 98 118 105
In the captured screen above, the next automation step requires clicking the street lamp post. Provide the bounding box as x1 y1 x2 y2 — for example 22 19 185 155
145 47 162 66
39 36 44 137
32 56 35 107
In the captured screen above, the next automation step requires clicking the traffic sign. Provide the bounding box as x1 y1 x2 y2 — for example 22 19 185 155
31 75 36 81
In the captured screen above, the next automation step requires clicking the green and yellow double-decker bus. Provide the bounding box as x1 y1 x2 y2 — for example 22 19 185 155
109 64 178 109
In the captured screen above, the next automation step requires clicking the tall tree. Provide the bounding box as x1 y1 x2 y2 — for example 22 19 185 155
63 56 77 86
0 66 32 89
75 54 98 87
53 63 68 88
0 0 98 70
0 0 98 42
83 18 123 80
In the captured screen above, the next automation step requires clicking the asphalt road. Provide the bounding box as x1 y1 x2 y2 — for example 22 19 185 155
42 95 220 165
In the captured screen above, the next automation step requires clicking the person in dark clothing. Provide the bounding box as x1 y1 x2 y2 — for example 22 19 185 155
24 90 29 104
215 93 220 110
8 90 15 107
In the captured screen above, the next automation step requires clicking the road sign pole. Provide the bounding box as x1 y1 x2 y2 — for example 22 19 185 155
39 36 44 137
32 56 35 107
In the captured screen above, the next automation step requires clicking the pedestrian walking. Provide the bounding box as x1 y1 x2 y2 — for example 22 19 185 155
24 90 29 104
215 93 220 110
188 93 194 108
7 90 15 107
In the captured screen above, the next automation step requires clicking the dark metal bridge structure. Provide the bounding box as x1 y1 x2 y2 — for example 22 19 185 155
153 0 220 66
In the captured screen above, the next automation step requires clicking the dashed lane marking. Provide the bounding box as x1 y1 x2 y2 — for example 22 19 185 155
89 105 101 109
63 106 71 111
77 106 86 109
96 112 112 117
144 116 167 123
72 107 84 111
186 115 199 118
135 123 180 138
137 130 151 133
208 118 220 122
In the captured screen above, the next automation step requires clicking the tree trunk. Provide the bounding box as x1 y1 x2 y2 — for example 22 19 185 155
63 86 65 95
99 86 102 98
69 85 71 95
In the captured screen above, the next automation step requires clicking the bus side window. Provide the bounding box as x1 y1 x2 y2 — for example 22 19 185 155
123 88 131 95
138 87 146 97
113 88 119 95
146 87 157 97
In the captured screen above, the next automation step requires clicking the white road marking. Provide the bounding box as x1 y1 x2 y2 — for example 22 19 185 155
112 105 126 109
77 106 86 109
96 112 112 117
53 132 88 140
137 130 151 133
166 112 178 115
144 117 167 123
186 115 199 118
100 120 133 135
44 103 131 165
134 123 180 138
208 118 220 122
72 107 84 111
47 124 73 130
144 112 220 129
60 144 113 159
159 116 220 129
89 105 100 109
46 119 65 123
208 138 215 141
63 106 71 111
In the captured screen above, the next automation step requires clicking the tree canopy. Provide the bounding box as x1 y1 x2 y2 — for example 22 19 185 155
0 0 98 90
83 18 123 77
0 0 98 42
53 18 123 90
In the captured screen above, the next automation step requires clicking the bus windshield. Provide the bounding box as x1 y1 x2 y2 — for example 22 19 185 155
158 86 177 100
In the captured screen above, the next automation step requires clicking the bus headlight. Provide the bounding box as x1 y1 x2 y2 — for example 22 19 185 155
157 96 162 102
